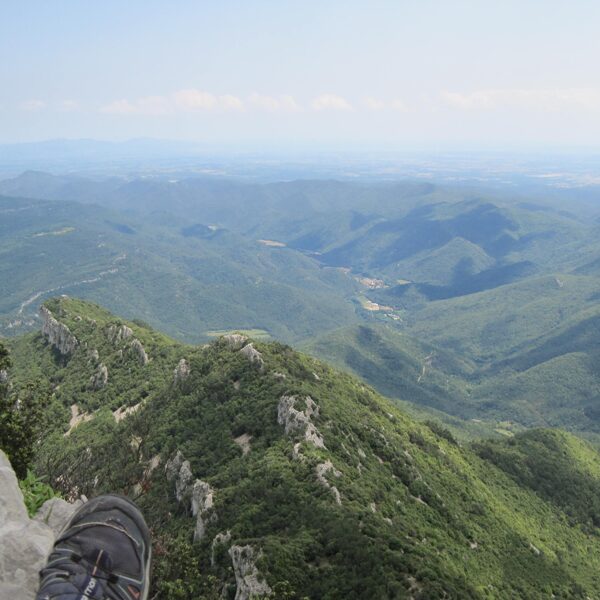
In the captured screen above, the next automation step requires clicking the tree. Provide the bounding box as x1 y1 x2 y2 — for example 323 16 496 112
0 342 49 478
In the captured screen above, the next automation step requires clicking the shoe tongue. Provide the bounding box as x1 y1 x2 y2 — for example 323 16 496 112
89 548 113 573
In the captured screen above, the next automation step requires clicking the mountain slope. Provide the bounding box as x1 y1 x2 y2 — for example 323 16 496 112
6 297 600 599
0 194 360 343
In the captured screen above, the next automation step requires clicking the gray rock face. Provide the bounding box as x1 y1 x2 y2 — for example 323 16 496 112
165 450 185 482
238 343 264 370
107 324 133 343
130 338 149 366
165 452 217 543
228 545 272 600
0 451 61 599
191 480 216 542
211 530 232 566
277 395 325 449
34 497 83 536
0 370 8 384
316 460 342 505
40 305 78 356
173 358 190 384
222 334 248 349
174 460 194 503
89 363 108 390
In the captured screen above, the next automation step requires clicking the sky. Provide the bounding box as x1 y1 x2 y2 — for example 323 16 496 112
2 1 600 149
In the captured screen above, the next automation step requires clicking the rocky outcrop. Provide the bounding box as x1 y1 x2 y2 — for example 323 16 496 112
222 334 248 349
239 343 264 370
316 460 342 505
0 450 83 600
277 395 325 449
89 363 108 390
173 358 190 384
211 530 232 566
40 305 78 356
165 451 217 542
107 324 133 343
165 452 194 502
34 497 84 536
130 338 149 366
228 545 272 600
112 402 143 423
0 370 8 384
191 480 216 542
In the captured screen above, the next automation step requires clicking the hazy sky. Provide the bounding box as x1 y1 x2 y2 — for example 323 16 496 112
2 1 600 148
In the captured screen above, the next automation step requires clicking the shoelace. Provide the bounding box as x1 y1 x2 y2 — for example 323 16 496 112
38 548 127 600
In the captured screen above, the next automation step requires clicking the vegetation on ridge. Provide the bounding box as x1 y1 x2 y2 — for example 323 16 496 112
4 297 600 598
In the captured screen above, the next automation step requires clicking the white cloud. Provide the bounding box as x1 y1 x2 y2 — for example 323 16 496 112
20 99 46 111
442 88 600 111
100 99 138 115
312 94 353 111
173 89 217 110
59 99 80 112
219 94 244 111
390 99 407 112
102 90 245 115
248 93 301 112
363 97 385 110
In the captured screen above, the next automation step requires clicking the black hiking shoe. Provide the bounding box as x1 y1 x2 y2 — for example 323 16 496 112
36 494 151 600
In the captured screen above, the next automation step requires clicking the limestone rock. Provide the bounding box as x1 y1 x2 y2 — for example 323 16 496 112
165 452 218 541
277 395 325 449
0 370 8 384
173 358 190 384
34 497 84 536
175 461 194 502
40 305 78 356
191 480 216 542
211 530 232 566
238 343 264 370
89 363 108 390
222 334 248 349
165 450 185 482
0 450 54 600
316 460 342 505
228 545 272 600
107 324 133 343
165 451 194 502
130 338 149 366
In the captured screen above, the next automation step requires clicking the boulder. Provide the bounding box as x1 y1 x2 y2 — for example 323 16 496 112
173 358 190 384
34 497 84 536
107 324 133 343
130 339 149 366
89 363 108 390
0 451 53 599
238 343 264 370
228 545 272 600
222 334 248 349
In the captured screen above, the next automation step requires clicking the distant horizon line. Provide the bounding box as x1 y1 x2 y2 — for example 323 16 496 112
2 137 600 157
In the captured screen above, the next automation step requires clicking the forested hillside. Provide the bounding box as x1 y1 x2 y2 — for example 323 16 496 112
4 297 600 599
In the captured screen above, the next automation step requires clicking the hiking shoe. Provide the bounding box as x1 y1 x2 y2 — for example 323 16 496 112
37 494 151 600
